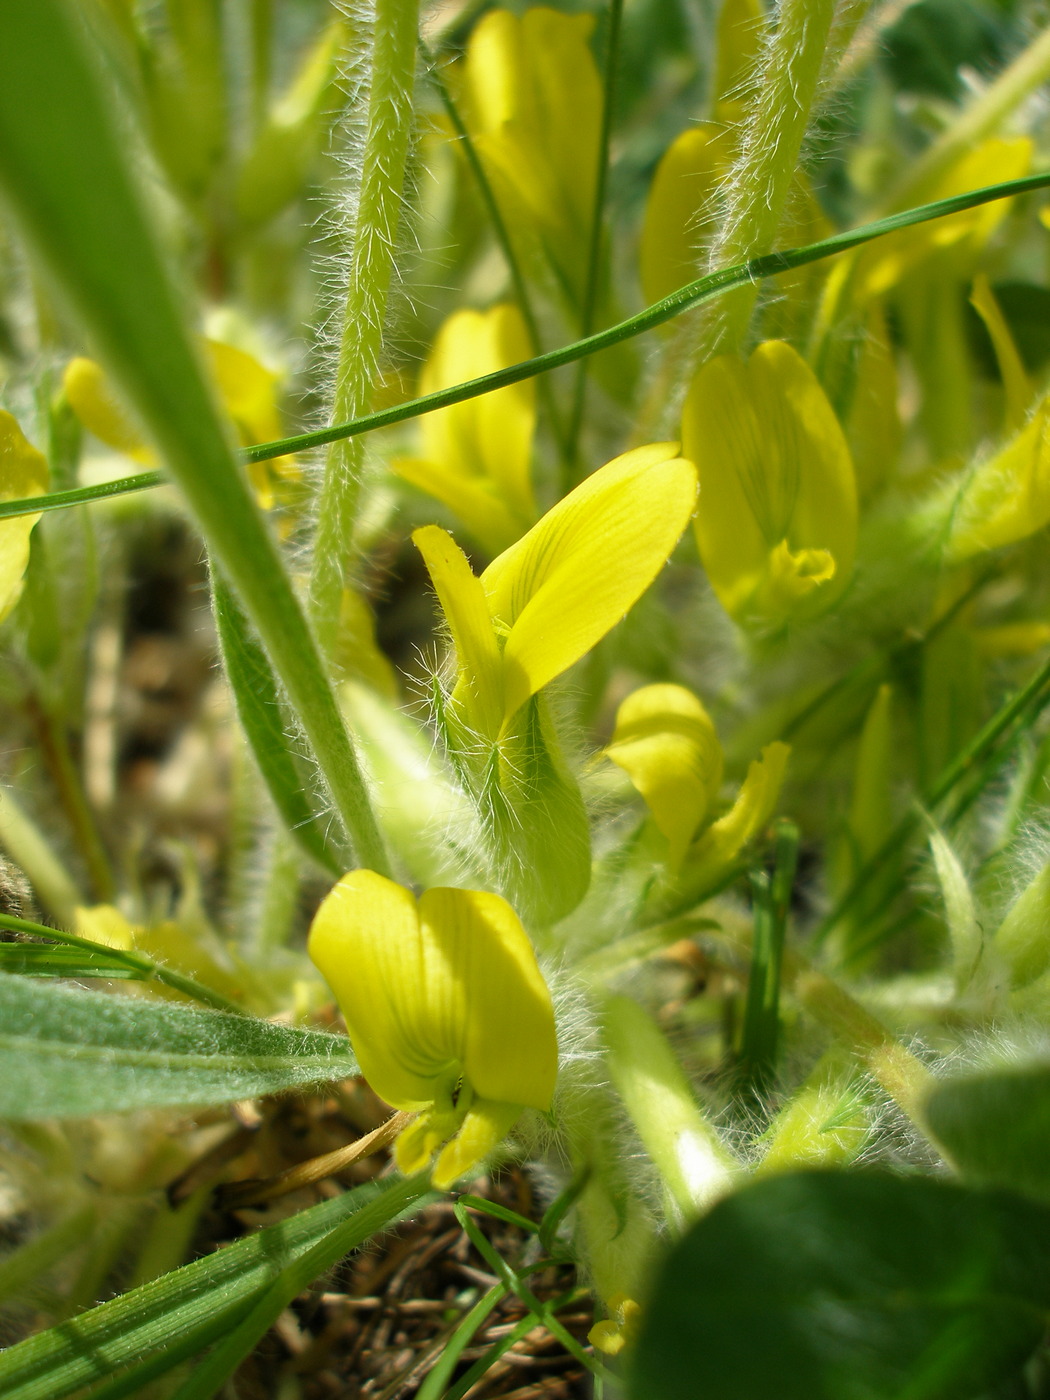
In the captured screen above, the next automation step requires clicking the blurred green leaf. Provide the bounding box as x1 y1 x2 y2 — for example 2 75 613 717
631 1170 1050 1400
0 1176 426 1400
927 1066 1050 1204
0 971 358 1118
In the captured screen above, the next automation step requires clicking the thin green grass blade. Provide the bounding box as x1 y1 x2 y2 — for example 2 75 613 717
0 1179 396 1400
212 573 346 875
0 970 359 1118
168 1175 433 1400
740 821 799 1091
0 0 389 877
0 944 142 978
414 1283 508 1400
1 172 1049 525
0 911 245 1014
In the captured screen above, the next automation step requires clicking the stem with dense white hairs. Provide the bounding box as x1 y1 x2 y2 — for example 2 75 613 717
308 0 420 660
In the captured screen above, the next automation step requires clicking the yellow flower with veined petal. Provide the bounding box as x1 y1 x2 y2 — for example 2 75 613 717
63 340 299 510
683 340 857 631
394 305 536 554
308 869 557 1190
413 443 698 740
0 409 49 625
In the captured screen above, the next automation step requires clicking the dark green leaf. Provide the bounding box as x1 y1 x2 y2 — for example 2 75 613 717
927 1066 1050 1203
0 971 358 1118
631 1170 1050 1400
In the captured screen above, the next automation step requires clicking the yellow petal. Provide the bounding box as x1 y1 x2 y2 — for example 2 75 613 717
412 525 504 738
711 0 764 124
431 1097 522 1190
606 684 724 871
0 409 49 624
482 443 698 725
687 741 790 884
206 339 298 509
62 357 154 463
639 125 729 308
418 886 557 1112
74 904 135 951
417 305 535 530
970 274 1032 434
684 341 856 629
947 398 1050 559
394 1106 460 1176
394 455 525 556
307 870 444 1110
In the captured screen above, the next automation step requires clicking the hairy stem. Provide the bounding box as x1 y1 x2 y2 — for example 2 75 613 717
308 0 420 659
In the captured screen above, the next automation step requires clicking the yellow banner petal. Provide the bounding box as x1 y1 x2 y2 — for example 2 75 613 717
418 886 557 1112
62 356 154 463
482 443 698 724
307 869 440 1110
0 409 49 624
606 684 724 871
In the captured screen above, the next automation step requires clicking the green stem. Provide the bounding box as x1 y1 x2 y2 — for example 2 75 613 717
698 0 837 357
3 173 1050 527
740 820 798 1090
307 0 420 659
565 0 624 469
0 786 84 925
0 910 249 1015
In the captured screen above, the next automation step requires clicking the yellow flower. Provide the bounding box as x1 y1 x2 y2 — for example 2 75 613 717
414 443 698 739
394 305 536 553
0 409 49 624
308 869 558 1190
63 340 298 510
683 340 857 630
639 124 733 309
458 7 601 302
605 684 723 872
606 683 789 888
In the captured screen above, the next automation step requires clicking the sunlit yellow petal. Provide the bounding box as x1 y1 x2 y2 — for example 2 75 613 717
606 684 724 871
432 1097 522 1190
75 904 135 951
413 525 503 738
394 454 525 556
482 444 698 724
947 398 1050 559
62 356 154 463
684 341 856 629
686 741 790 883
206 339 298 509
307 870 440 1110
970 273 1032 433
639 125 729 308
0 409 49 624
418 886 557 1111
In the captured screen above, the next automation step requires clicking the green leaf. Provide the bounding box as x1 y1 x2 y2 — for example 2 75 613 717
926 1066 1050 1204
212 573 345 875
0 0 389 876
630 1170 1050 1400
0 1177 427 1400
0 971 358 1119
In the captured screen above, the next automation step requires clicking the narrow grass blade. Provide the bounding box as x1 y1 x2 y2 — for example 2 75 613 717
740 821 799 1090
0 1180 397 1400
168 1175 432 1400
